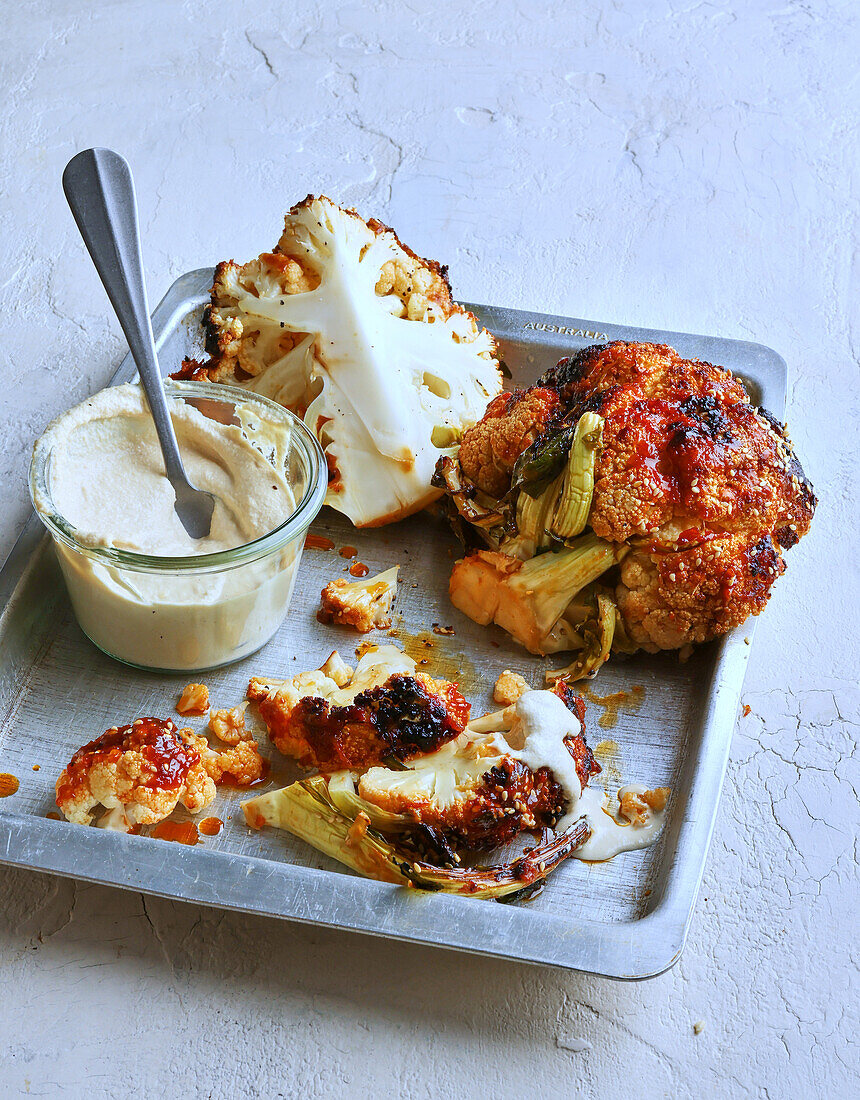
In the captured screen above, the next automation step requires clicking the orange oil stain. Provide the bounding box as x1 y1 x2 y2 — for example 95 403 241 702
198 816 223 836
0 774 19 797
151 820 199 845
348 561 370 577
305 534 335 551
583 684 646 729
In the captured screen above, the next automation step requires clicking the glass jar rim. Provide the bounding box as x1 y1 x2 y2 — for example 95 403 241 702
29 380 328 573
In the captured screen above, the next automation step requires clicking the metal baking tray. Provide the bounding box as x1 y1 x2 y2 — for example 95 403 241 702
0 268 786 977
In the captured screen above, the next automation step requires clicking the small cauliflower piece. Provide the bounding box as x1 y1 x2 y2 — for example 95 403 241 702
208 703 250 746
55 718 216 830
172 196 503 527
618 786 670 825
493 670 530 706
196 736 267 787
318 566 399 633
177 683 209 716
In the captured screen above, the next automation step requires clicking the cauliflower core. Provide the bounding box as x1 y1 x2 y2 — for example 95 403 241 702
439 341 816 666
174 195 503 527
56 716 267 831
318 566 398 633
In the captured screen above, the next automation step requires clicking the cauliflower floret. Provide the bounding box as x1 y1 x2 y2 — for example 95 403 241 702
318 566 399 633
55 718 216 830
177 682 209 715
615 533 784 651
172 196 503 527
208 702 251 746
457 388 562 497
193 734 267 787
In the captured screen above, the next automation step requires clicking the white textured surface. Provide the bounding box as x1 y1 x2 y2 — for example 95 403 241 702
1 2 857 1096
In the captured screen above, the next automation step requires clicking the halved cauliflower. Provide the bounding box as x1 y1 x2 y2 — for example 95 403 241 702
247 645 470 771
56 716 268 831
318 565 399 632
242 677 600 891
174 195 503 527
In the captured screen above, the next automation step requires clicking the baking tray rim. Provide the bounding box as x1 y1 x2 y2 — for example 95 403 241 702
0 267 786 978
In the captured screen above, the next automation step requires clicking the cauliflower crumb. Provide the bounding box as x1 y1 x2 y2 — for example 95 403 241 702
318 566 399 633
209 703 250 746
619 786 671 825
693 1020 706 1036
345 810 371 847
177 683 209 715
493 670 530 706
188 731 267 787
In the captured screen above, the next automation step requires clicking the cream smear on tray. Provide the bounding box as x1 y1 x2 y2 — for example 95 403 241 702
30 383 321 672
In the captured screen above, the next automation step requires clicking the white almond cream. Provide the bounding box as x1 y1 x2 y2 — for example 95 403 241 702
573 783 669 862
31 383 323 671
36 384 294 555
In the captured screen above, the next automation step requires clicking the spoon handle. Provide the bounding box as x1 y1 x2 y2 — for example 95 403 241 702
62 148 187 488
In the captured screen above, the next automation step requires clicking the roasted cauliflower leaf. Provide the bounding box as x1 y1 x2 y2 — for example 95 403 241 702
176 196 503 527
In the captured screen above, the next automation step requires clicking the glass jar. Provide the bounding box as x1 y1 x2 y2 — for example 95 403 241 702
30 381 327 673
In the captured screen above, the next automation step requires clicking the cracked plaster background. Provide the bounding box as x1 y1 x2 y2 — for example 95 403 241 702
0 1 857 1096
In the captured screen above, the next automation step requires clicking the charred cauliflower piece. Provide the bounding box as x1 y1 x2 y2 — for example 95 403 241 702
55 717 216 830
436 341 816 671
353 680 598 851
247 645 470 771
174 196 503 527
318 566 398 633
241 679 599 894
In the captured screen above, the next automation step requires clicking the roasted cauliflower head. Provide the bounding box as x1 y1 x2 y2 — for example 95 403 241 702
436 341 816 671
174 195 503 527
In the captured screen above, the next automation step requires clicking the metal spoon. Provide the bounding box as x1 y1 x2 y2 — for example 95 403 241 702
62 148 215 540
